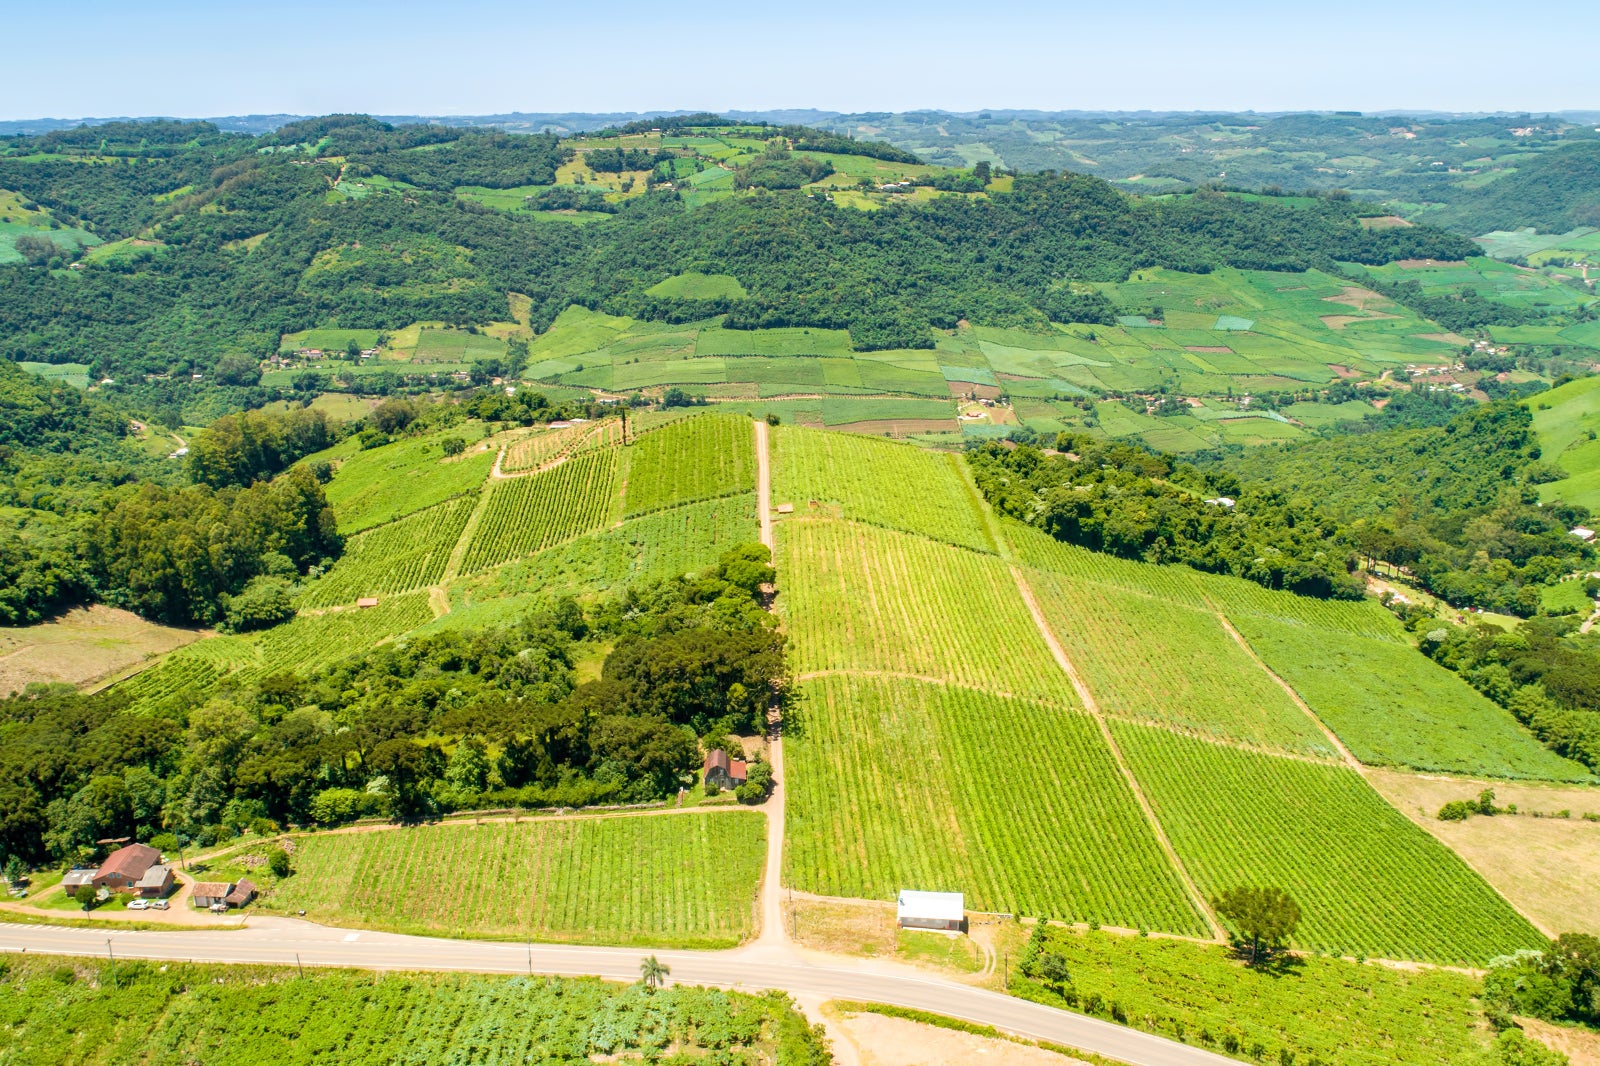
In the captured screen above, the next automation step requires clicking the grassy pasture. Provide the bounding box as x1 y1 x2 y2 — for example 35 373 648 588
1531 373 1600 510
252 812 764 947
645 271 747 300
16 360 90 389
785 674 1207 934
771 426 994 552
313 429 495 533
1013 925 1489 1066
622 412 756 516
777 517 1076 704
1115 722 1547 965
278 327 381 353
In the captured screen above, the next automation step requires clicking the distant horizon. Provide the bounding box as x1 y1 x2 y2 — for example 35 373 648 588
3 0 1596 121
4 105 1600 137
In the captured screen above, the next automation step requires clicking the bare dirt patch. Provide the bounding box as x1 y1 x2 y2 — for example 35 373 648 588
1414 332 1472 345
1519 1018 1600 1066
1328 364 1361 378
0 605 203 696
1322 285 1390 310
830 419 961 437
1367 768 1600 935
948 381 1003 401
1395 258 1468 268
1184 345 1234 353
1359 215 1414 229
831 1012 1086 1066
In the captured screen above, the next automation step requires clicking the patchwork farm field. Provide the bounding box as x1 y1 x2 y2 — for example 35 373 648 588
264 812 766 948
298 495 476 607
784 674 1206 934
516 264 1472 445
313 428 497 533
1532 373 1600 511
1114 722 1546 965
622 412 756 515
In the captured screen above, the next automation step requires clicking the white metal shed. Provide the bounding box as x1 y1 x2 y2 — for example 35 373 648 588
897 890 966 932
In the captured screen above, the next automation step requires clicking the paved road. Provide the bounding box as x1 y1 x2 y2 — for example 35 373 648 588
0 919 1235 1066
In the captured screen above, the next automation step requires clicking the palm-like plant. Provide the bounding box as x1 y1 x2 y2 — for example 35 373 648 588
639 954 670 992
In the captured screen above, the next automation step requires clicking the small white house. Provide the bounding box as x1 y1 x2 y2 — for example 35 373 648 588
897 890 966 933
1571 527 1596 543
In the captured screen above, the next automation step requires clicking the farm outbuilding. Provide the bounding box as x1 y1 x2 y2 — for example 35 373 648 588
896 890 966 932
191 882 233 908
134 864 174 899
224 879 258 908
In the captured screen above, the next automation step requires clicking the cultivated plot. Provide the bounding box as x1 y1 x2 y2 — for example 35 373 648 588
1114 722 1546 966
299 495 476 608
1230 616 1591 782
784 674 1207 934
267 812 766 948
623 413 756 516
772 426 994 553
777 518 1077 704
460 448 620 575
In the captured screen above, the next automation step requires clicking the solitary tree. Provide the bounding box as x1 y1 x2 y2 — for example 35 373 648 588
1212 886 1301 966
639 955 670 992
266 847 291 879
74 884 98 912
1035 951 1072 994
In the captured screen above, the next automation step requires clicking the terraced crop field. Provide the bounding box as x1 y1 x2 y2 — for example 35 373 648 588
460 447 621 574
785 674 1206 934
777 518 1076 704
1022 566 1336 758
500 419 622 475
772 427 994 552
267 811 766 948
246 593 437 679
1230 616 1591 781
1113 722 1546 966
317 430 495 533
456 494 758 612
299 496 476 607
623 413 756 515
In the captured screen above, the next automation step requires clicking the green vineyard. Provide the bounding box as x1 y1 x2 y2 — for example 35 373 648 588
622 413 756 516
778 517 1077 704
245 592 437 680
500 419 623 474
1001 520 1213 609
299 495 476 608
1112 721 1547 965
1022 566 1337 758
318 430 496 533
462 493 759 610
772 426 995 553
785 674 1207 934
459 448 621 575
1232 615 1592 781
268 811 766 948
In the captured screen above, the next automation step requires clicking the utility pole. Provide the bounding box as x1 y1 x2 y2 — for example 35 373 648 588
106 939 116 990
296 953 304 979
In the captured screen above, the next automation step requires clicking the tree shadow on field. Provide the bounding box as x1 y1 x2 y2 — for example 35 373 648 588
1227 943 1308 978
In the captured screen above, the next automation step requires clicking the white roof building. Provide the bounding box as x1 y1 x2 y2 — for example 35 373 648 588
897 890 966 931
1571 527 1596 542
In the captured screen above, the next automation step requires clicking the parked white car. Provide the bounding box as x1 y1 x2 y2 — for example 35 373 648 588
149 899 169 910
126 899 149 910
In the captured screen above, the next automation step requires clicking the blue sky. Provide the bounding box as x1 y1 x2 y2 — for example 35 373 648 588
5 0 1597 119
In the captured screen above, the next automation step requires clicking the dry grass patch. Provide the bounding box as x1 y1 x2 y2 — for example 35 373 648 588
830 1011 1088 1066
0 605 203 695
1367 767 1600 935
